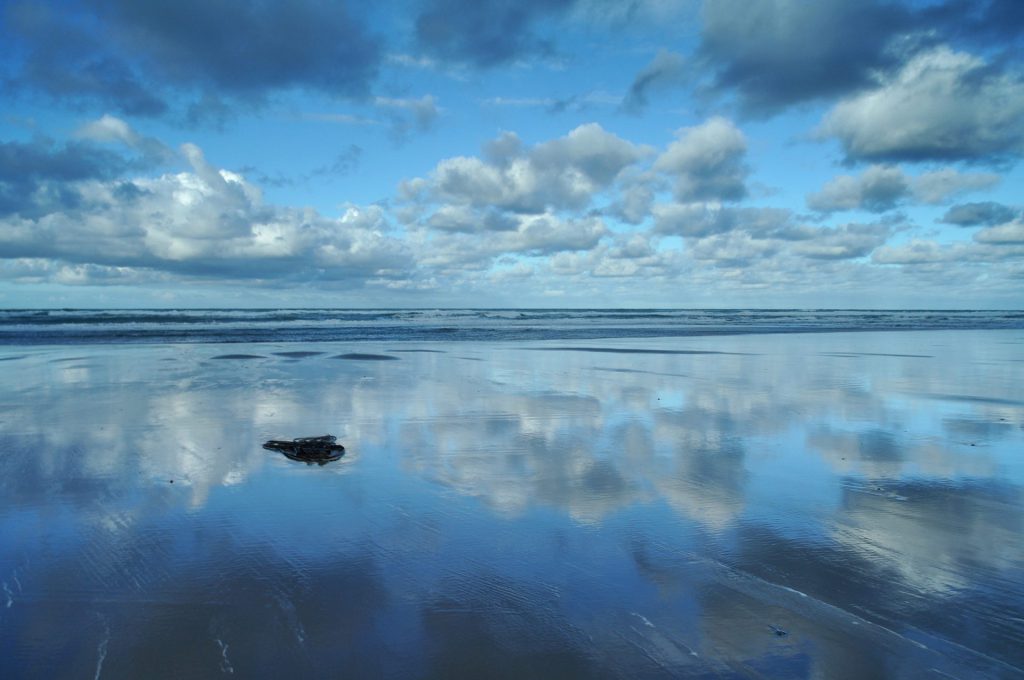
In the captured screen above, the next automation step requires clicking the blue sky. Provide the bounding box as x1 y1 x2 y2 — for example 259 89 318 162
1 0 1022 308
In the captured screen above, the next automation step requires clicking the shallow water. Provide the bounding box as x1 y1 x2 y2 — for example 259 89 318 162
1 330 1022 678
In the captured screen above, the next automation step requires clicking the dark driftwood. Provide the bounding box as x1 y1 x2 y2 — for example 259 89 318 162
263 435 345 466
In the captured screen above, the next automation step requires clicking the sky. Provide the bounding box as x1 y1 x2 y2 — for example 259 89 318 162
0 0 1022 309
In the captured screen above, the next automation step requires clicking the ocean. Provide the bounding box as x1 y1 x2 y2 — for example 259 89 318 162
2 308 1023 345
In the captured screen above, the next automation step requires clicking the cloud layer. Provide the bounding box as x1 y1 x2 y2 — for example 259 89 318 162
1 1 1022 305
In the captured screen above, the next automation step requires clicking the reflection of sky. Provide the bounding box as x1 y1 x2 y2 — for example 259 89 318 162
0 330 1022 676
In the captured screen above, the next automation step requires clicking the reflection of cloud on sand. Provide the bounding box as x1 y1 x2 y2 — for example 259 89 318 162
626 532 1003 678
687 491 1024 671
396 372 757 526
0 349 393 515
4 335 1022 533
0 376 269 512
832 480 1024 595
400 389 645 522
651 409 749 530
808 425 1001 479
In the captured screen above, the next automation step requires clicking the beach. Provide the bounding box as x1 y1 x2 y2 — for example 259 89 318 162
1 328 1022 678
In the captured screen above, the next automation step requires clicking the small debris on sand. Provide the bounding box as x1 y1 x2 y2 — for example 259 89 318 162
263 435 346 465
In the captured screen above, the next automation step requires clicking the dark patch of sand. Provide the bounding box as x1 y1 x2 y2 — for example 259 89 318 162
916 392 1024 407
592 367 692 378
821 352 933 358
526 347 742 355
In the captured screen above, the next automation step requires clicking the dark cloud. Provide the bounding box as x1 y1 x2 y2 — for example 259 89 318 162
0 137 129 217
0 139 126 184
414 0 574 67
697 0 912 116
940 201 1019 227
99 0 379 95
2 4 168 116
2 0 381 118
924 0 1024 46
696 0 1024 119
622 50 686 113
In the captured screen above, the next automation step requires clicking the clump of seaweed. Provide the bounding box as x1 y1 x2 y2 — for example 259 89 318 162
263 435 345 466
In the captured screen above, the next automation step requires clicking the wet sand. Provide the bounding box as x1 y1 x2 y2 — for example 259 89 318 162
0 330 1022 678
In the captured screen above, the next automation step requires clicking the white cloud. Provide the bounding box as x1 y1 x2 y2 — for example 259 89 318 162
76 114 142 146
608 174 658 225
872 240 951 265
912 168 1000 205
820 47 1024 162
421 124 650 215
873 234 1024 265
974 219 1024 244
74 114 173 165
419 213 609 268
5 117 1024 306
807 165 908 213
0 143 412 284
427 205 519 233
687 231 779 265
807 165 999 213
654 117 748 202
653 204 792 238
791 223 889 260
